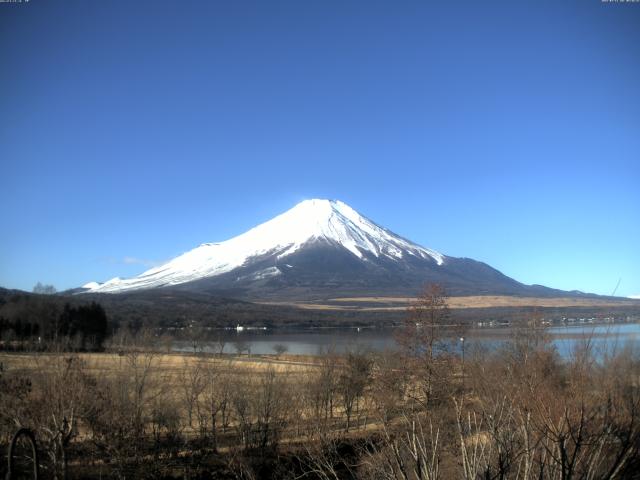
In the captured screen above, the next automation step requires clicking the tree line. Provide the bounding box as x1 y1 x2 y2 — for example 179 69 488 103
0 293 109 350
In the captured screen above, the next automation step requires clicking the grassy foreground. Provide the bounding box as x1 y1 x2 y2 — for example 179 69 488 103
1 321 640 479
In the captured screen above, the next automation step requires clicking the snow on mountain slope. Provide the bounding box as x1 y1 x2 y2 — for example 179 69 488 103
84 199 445 293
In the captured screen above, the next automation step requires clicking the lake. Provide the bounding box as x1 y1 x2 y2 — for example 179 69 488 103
173 322 640 358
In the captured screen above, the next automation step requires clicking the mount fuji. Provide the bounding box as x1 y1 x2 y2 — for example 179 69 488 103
82 199 569 299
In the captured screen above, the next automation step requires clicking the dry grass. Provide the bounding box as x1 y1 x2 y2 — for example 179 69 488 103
261 295 640 311
0 351 325 442
0 351 320 379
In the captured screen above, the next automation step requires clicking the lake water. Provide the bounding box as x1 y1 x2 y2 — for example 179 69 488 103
173 322 640 359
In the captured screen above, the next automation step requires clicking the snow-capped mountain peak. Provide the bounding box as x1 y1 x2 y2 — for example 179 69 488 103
83 199 445 293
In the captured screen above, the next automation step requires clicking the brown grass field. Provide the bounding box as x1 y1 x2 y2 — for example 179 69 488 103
0 351 320 377
261 295 640 311
0 351 329 446
2 335 640 479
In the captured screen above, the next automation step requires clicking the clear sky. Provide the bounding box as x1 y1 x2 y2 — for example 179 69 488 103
1 0 638 297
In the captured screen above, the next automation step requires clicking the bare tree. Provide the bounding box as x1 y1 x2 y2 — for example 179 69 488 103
362 413 441 480
33 282 57 295
301 435 357 480
196 358 232 452
273 343 288 358
34 354 96 480
184 325 207 354
338 351 371 432
149 395 183 460
213 333 227 356
233 339 250 357
252 366 290 451
370 351 409 425
396 283 452 406
178 357 205 429
306 348 339 438
229 377 250 451
84 345 160 477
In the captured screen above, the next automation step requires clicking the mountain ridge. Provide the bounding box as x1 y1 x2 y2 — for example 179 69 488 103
82 199 593 300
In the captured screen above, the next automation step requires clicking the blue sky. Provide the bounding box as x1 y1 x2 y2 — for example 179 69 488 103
1 0 638 297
